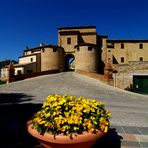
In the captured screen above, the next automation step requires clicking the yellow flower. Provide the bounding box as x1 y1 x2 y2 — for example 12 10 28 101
84 119 90 125
60 125 68 132
90 108 95 112
53 112 57 116
106 111 111 117
100 117 109 126
89 127 95 133
64 112 70 118
83 108 90 113
74 126 79 131
32 94 111 136
45 113 50 118
100 124 109 133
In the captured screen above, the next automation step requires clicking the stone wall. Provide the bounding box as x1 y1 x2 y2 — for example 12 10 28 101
59 34 77 53
76 69 113 86
112 61 148 89
9 69 60 83
112 72 133 89
58 26 97 53
75 44 98 72
41 47 64 72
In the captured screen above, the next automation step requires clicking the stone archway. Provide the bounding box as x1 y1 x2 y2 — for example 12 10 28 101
65 54 75 71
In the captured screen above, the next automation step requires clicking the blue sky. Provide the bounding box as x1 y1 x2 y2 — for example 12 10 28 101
0 0 148 61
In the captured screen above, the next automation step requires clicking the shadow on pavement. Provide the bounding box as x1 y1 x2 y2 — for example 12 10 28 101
0 93 122 148
0 93 42 148
0 92 32 104
93 128 123 148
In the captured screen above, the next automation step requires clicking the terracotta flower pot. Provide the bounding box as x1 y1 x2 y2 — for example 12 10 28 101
27 120 105 148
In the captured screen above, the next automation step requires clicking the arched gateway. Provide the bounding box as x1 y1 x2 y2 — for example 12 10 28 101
65 54 75 71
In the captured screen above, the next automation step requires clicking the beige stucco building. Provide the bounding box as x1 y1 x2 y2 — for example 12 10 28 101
106 40 148 64
10 44 65 76
1 26 148 91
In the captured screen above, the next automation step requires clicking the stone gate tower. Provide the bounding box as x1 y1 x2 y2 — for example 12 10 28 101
58 26 98 72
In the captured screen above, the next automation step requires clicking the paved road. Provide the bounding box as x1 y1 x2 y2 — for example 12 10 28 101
0 72 148 127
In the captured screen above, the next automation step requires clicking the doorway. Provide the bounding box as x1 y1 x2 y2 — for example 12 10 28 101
133 75 148 94
65 54 75 71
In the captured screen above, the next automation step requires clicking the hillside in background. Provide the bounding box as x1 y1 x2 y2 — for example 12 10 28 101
0 60 18 69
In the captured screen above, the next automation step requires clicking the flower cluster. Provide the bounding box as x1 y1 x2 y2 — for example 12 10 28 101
32 94 110 136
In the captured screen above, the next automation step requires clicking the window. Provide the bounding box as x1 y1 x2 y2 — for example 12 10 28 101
17 70 22 75
77 47 80 52
121 57 124 63
139 57 143 61
31 58 33 62
53 48 57 52
112 56 118 64
67 37 71 44
139 43 143 49
121 43 124 49
88 47 92 51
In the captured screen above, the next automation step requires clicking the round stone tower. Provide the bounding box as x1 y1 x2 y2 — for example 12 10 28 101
74 43 98 72
41 46 65 72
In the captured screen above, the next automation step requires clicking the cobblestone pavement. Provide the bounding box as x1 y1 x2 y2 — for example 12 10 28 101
0 72 148 147
110 125 148 148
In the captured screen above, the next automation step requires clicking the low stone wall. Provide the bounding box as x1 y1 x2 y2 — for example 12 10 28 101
113 72 133 90
113 61 148 73
76 69 114 86
9 69 60 83
112 61 148 89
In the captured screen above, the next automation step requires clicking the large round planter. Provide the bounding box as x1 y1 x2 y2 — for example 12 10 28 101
27 120 106 148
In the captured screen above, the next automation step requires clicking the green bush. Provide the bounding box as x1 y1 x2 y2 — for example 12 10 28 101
0 80 6 85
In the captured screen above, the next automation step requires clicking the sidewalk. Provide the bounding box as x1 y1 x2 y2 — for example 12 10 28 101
119 126 148 148
31 125 148 148
104 125 148 148
0 103 148 148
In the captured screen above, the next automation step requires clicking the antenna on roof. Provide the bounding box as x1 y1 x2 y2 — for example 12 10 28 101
40 42 45 47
